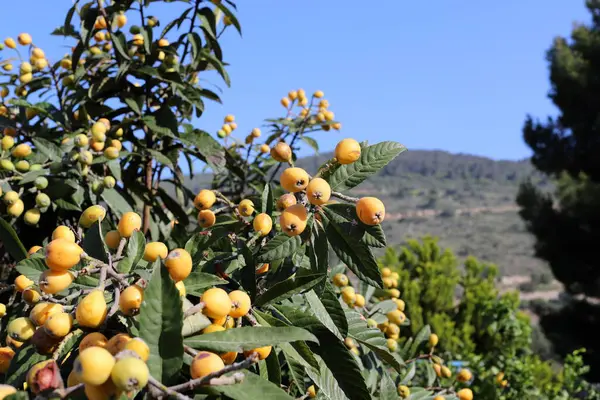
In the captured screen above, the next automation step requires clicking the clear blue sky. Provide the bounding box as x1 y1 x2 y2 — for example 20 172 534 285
0 1 590 160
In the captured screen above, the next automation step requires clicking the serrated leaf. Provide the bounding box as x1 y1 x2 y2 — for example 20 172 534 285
322 213 383 288
205 371 293 399
282 351 306 393
116 230 145 273
399 363 416 385
32 137 62 162
257 234 302 262
254 273 325 306
179 129 226 171
55 198 81 211
324 203 386 248
301 136 319 154
266 349 282 386
102 188 133 217
107 159 122 181
0 217 27 262
240 244 257 301
17 169 49 185
138 264 184 385
426 362 437 386
181 312 212 337
15 255 46 282
82 222 108 263
408 325 431 359
327 141 406 191
305 290 343 340
379 371 398 400
261 183 274 215
183 271 227 296
111 30 131 61
305 358 349 400
184 326 318 352
321 285 348 336
369 300 397 316
5 345 49 387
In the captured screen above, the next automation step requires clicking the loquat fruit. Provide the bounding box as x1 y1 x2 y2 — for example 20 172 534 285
198 209 216 228
17 33 32 45
356 197 386 225
441 365 452 378
387 338 398 351
306 178 331 206
201 287 232 319
124 338 150 362
276 193 297 211
271 142 292 163
14 274 34 292
105 333 132 356
398 385 410 398
332 273 349 287
457 388 473 400
0 385 16 398
279 204 308 236
75 290 108 328
428 333 439 347
176 280 186 297
341 286 356 305
335 138 361 165
221 351 237 365
0 348 15 374
7 317 35 341
253 213 273 236
238 199 254 216
202 324 225 334
194 189 216 210
22 288 41 304
143 242 168 262
24 208 41 225
74 346 115 385
52 225 75 243
244 346 271 360
119 285 144 316
457 368 473 382
105 230 121 249
280 167 309 192
39 270 74 294
307 385 317 398
259 144 270 153
79 332 108 352
256 263 269 274
354 294 365 308
84 380 118 400
117 211 142 238
44 238 83 271
190 351 224 379
7 199 24 217
79 205 107 228
111 356 149 391
164 248 192 282
12 143 32 158
44 312 73 338
228 290 251 318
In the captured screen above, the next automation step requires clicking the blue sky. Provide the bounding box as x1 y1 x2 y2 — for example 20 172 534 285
0 1 590 160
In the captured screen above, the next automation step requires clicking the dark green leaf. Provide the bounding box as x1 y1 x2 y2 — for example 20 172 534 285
102 188 134 216
408 325 431 359
301 136 319 154
55 198 81 211
183 271 227 296
111 31 131 61
305 290 343 340
254 273 325 306
266 349 282 386
205 370 293 400
379 372 398 400
0 217 27 262
240 244 257 301
324 204 386 248
17 169 49 185
138 264 184 385
399 363 416 385
32 138 62 162
261 183 274 215
107 159 122 181
305 358 348 400
15 255 46 282
257 234 302 263
82 222 108 263
5 345 49 387
116 230 145 273
184 326 318 352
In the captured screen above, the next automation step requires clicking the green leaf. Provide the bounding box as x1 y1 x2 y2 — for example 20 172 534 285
327 141 406 191
305 358 349 400
188 32 203 66
254 273 325 306
399 363 416 385
309 223 329 274
215 2 242 35
116 230 145 273
147 149 174 169
15 255 46 282
346 309 404 372
107 159 122 181
183 271 227 296
179 129 226 171
408 325 431 359
5 345 49 387
111 31 131 61
282 351 307 393
266 349 282 386
257 234 302 263
261 183 274 215
305 290 343 340
324 203 386 248
369 300 397 316
18 169 49 185
321 285 348 336
181 312 212 337
206 371 293 400
32 137 62 162
184 326 318 352
379 372 398 400
301 136 319 154
426 362 437 387
102 188 134 217
142 115 176 138
0 217 27 262
322 212 383 288
240 244 257 301
138 264 184 385
82 222 108 263
55 198 81 211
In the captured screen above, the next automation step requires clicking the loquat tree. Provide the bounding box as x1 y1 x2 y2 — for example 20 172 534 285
0 1 478 400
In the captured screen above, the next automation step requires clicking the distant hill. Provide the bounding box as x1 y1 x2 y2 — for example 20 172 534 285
186 149 553 277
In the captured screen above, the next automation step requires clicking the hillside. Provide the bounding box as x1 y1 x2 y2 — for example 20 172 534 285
187 149 554 277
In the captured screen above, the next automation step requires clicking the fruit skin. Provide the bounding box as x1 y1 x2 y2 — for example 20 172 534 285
279 204 308 236
67 370 82 387
0 348 16 373
429 333 439 347
119 285 144 316
280 167 309 192
105 230 121 249
76 290 108 328
74 346 115 385
306 178 332 206
44 312 73 338
393 298 406 311
387 338 398 351
203 324 226 334
7 199 24 217
0 384 16 398
84 380 118 400
39 270 74 294
30 301 64 326
12 143 32 158
457 388 473 400
111 356 149 391
0 304 5 317
198 209 216 228
341 286 356 305
332 273 349 287
238 199 255 217
104 146 119 159
18 33 32 45
307 385 317 398
441 365 452 378
253 213 273 236
398 385 410 398
244 346 272 360
256 263 270 274
24 208 41 225
143 242 168 262
52 225 76 243
30 328 61 354
354 294 365 308
190 351 225 379
259 144 269 153
194 189 216 210
220 351 237 365
22 288 41 304
15 274 34 292
201 287 232 319
164 248 193 282
228 290 251 318
45 238 84 271
26 359 64 394
276 193 297 211
457 368 473 382
270 142 292 162
118 212 142 238
356 197 386 225
3 191 19 205
35 193 51 208
79 205 107 228
79 332 108 352
335 138 362 164
176 281 186 297
124 338 149 362
4 38 16 49
7 317 36 341
387 310 406 325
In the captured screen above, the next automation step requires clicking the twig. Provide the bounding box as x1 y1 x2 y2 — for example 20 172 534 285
184 345 198 356
148 376 193 400
331 191 359 203
183 302 205 318
116 237 127 259
107 288 120 317
405 354 432 364
168 354 258 393
244 312 260 327
51 383 83 399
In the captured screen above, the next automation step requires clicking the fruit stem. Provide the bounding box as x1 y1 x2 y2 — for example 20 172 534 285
107 288 120 317
183 302 205 318
148 375 193 400
331 191 359 203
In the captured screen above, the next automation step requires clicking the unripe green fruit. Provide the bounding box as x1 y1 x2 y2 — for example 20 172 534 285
15 160 29 172
29 164 42 171
24 208 41 225
36 193 51 208
129 25 141 34
92 181 103 194
1 136 14 150
7 317 35 341
217 130 227 138
34 177 48 189
1 159 15 171
165 55 179 66
79 151 93 166
103 176 116 189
